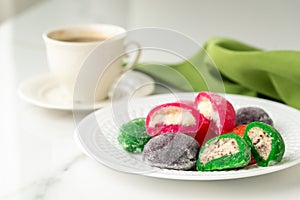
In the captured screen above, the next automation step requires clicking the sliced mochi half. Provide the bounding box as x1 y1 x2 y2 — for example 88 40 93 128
244 122 285 167
146 102 203 137
197 133 251 171
194 92 236 135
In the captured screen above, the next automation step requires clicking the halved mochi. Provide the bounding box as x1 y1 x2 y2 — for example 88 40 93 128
196 133 251 171
194 92 236 135
244 122 285 167
146 102 203 137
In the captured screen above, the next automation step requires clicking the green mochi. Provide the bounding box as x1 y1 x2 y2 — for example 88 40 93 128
244 122 285 167
118 118 152 153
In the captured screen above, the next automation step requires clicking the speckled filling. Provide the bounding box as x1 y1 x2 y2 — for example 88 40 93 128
200 138 240 164
248 127 272 160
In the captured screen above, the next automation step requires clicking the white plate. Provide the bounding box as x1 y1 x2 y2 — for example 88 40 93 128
75 93 300 180
18 71 155 110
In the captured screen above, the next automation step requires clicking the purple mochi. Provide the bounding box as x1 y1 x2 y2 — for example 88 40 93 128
142 133 199 170
236 107 273 126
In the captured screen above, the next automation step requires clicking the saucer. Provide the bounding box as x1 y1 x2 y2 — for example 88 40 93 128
18 71 155 110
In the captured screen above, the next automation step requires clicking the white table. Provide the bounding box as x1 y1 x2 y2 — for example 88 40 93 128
1 0 300 199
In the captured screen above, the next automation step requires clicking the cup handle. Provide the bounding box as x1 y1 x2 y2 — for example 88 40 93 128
122 41 141 72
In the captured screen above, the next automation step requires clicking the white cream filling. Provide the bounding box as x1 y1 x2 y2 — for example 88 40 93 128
149 106 196 128
197 97 213 119
197 97 220 127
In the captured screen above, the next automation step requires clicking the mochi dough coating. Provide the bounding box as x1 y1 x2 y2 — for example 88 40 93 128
236 107 273 126
118 118 152 153
142 133 199 170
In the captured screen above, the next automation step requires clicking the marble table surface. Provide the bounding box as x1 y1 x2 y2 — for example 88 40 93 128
1 0 300 199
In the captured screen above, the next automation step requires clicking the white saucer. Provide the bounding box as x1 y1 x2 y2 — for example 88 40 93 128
18 71 155 110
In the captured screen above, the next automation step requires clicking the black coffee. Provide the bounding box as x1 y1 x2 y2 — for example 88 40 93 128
60 36 106 42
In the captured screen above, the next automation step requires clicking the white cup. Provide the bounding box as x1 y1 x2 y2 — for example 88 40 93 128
43 23 140 103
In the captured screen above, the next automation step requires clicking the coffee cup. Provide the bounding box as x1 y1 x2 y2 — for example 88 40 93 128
43 23 140 104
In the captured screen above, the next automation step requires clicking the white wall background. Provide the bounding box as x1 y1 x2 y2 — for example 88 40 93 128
126 0 300 50
0 0 40 22
34 0 298 50
4 0 300 51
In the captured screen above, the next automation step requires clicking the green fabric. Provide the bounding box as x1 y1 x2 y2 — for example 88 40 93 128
136 37 300 109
